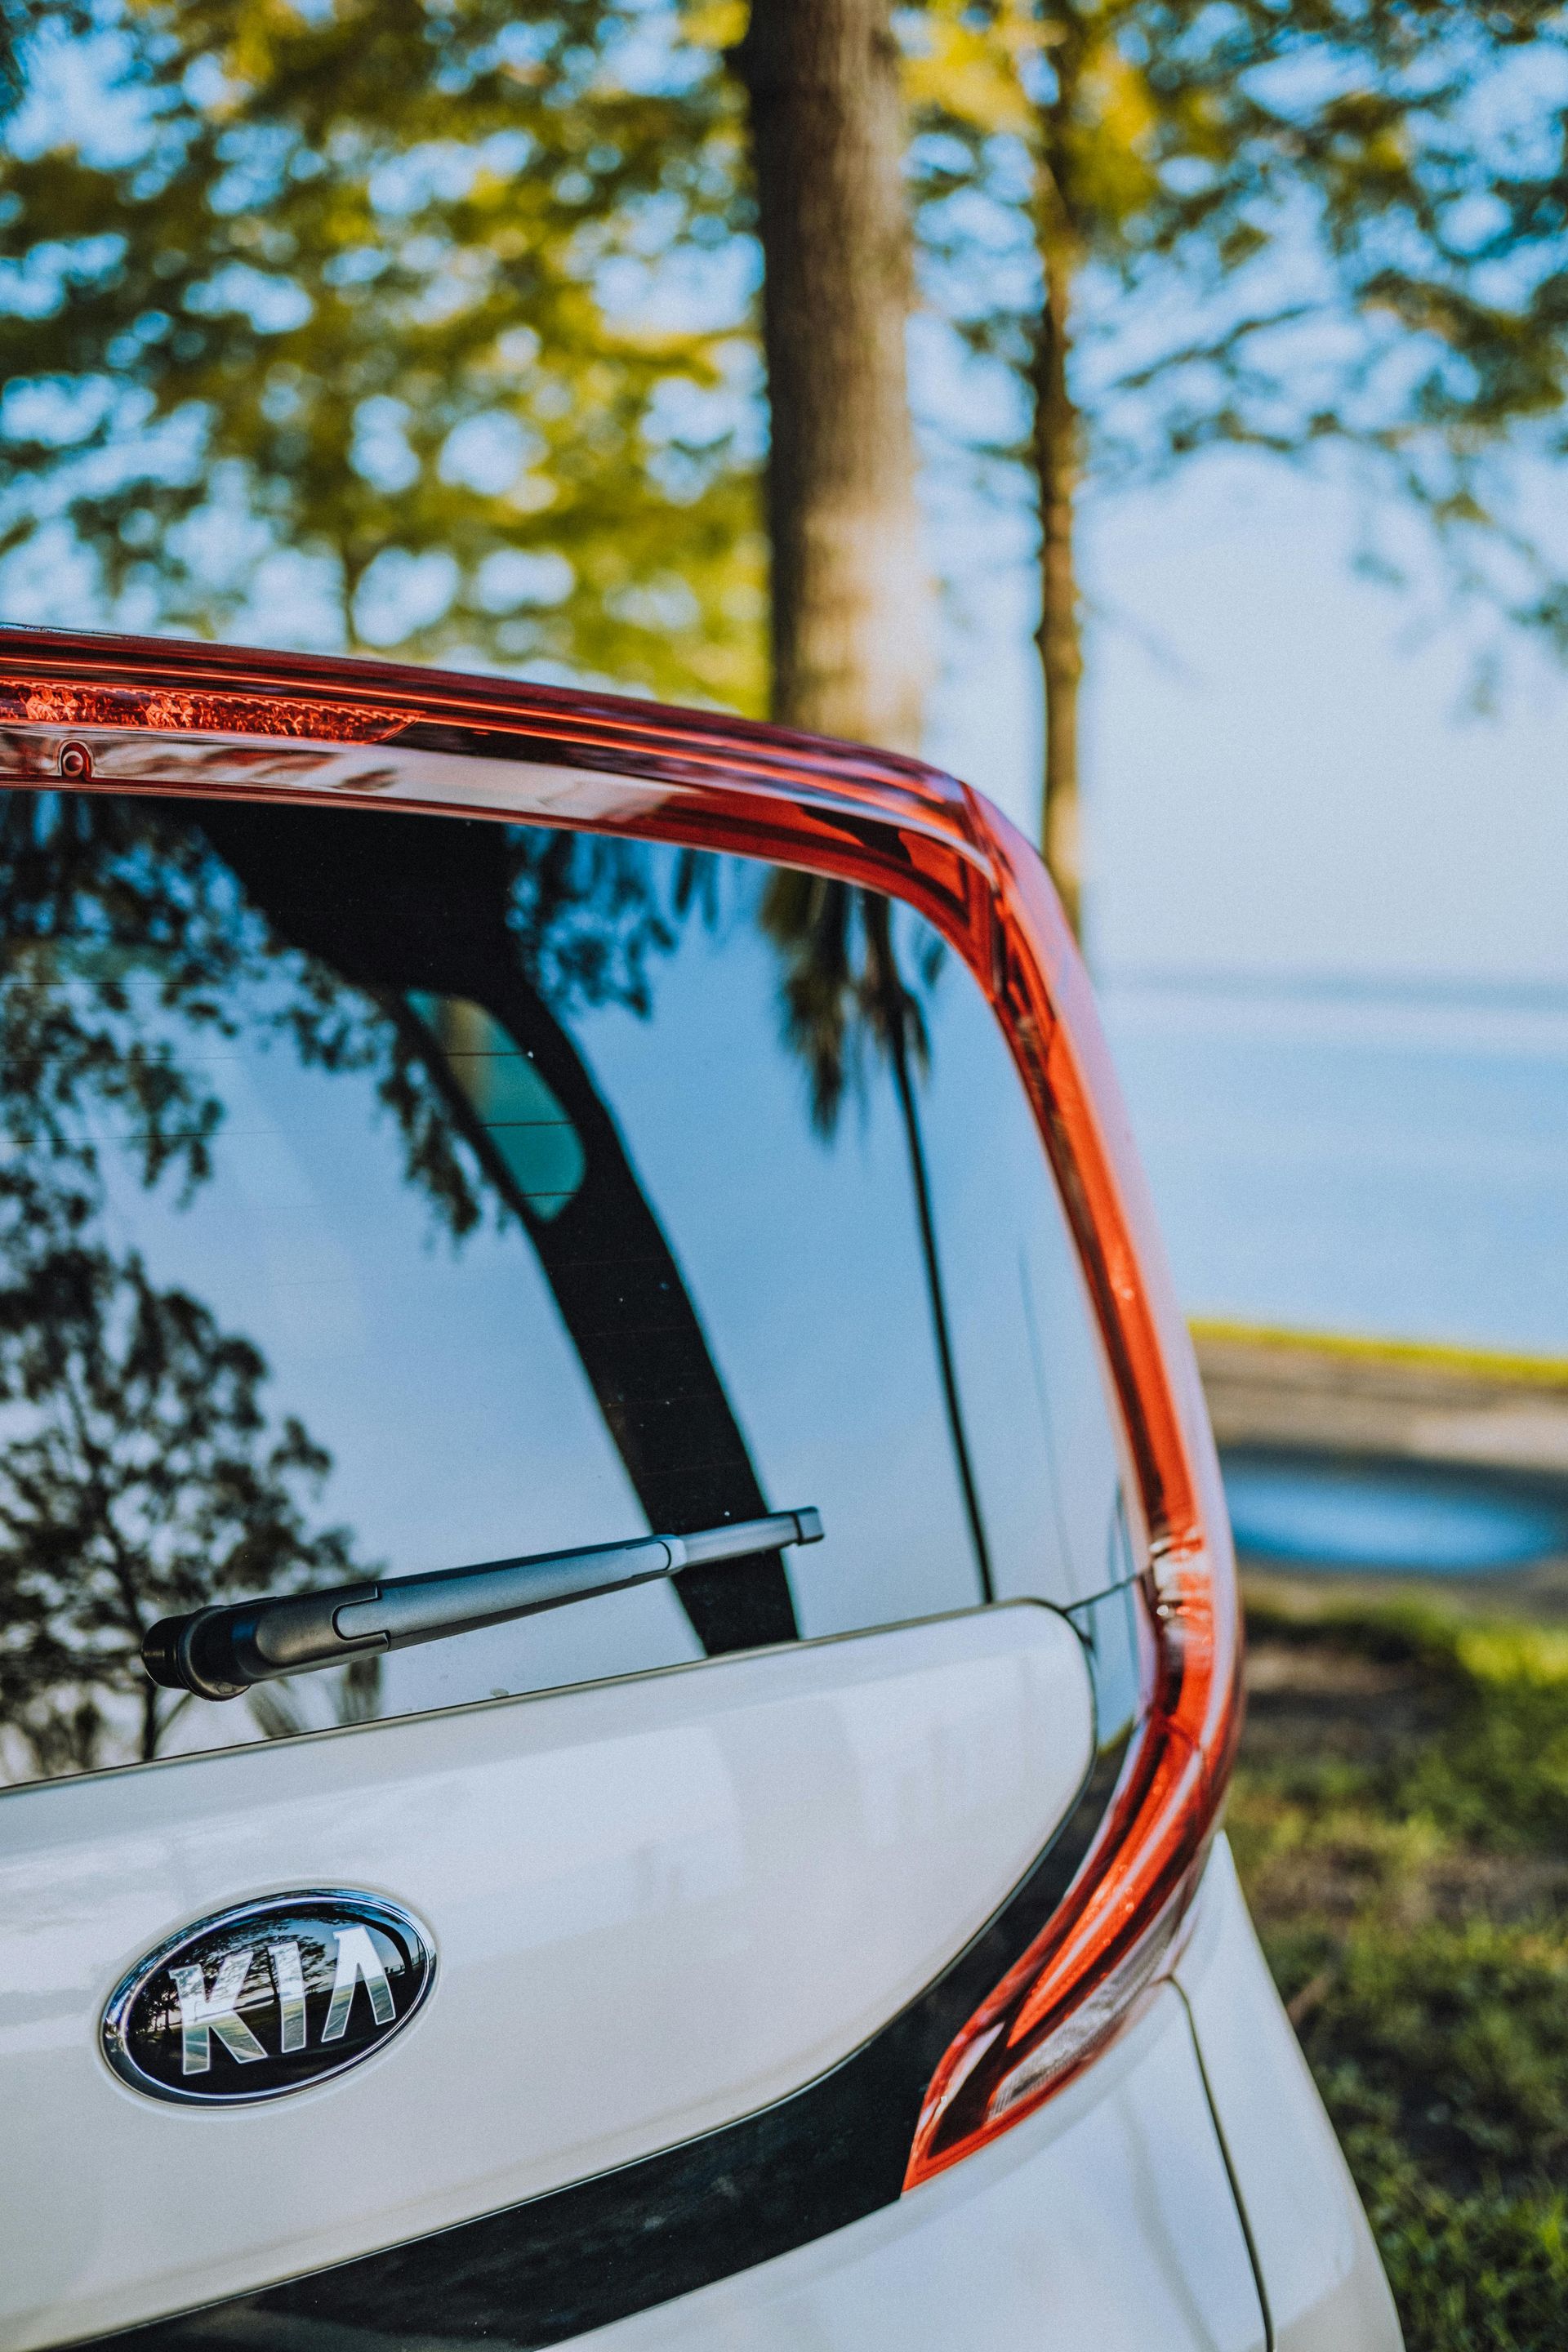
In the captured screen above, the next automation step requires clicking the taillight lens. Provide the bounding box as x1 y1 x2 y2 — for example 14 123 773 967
904 800 1242 2191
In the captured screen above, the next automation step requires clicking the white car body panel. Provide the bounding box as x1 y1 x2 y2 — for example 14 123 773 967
581 1982 1268 2352
0 1601 1092 2352
574 1848 1404 2352
1177 1839 1405 2352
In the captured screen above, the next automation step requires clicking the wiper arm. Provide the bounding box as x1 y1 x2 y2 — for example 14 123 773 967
142 1508 824 1703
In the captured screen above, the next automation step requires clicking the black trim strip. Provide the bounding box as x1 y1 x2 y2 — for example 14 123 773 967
74 1699 1134 2352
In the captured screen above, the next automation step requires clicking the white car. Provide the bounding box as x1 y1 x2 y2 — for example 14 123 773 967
0 630 1401 2352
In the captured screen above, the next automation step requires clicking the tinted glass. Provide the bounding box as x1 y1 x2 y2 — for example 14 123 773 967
0 791 1129 1786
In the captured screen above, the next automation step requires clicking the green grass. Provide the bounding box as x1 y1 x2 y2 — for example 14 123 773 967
1231 1595 1568 2351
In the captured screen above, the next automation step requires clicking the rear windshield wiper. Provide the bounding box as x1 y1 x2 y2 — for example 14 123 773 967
142 1508 824 1702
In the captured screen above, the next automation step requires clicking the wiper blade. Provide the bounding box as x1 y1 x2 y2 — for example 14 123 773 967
142 1508 824 1703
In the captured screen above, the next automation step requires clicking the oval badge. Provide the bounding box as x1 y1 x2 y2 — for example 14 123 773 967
102 1891 434 2105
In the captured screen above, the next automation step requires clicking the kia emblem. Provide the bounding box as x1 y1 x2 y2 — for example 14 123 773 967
101 1891 435 2105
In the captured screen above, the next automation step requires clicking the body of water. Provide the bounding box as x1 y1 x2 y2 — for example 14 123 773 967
1221 1452 1568 1575
1100 973 1568 1357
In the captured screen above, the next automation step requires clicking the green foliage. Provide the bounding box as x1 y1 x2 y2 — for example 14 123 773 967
0 0 764 702
1235 1600 1568 1846
1232 1594 1568 2350
11 2 1565 712
1314 1916 1568 2186
906 1 1568 642
1362 2168 1568 2352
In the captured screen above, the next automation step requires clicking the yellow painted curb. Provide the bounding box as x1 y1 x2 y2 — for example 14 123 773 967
1187 1318 1568 1388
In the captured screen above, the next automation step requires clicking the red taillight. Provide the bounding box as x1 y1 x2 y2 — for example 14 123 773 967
902 800 1242 2191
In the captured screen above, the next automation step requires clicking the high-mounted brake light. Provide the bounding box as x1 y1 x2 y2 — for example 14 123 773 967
0 629 1241 2194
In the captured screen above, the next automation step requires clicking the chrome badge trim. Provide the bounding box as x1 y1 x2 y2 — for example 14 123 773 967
100 1890 436 2106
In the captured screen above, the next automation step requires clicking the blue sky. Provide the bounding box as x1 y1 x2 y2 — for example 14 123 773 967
930 450 1568 995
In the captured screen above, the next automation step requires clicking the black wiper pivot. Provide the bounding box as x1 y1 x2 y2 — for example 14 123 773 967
142 1508 824 1703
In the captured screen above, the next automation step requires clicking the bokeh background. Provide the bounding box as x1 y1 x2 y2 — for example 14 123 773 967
4 6 1568 2343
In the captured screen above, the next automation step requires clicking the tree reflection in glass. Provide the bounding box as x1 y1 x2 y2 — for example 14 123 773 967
0 791 796 1779
0 792 373 1775
0 1221 363 1774
760 871 993 1600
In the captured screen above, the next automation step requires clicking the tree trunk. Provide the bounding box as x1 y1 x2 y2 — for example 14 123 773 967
884 1007 993 1604
1032 236 1085 933
734 0 929 755
858 892 992 1601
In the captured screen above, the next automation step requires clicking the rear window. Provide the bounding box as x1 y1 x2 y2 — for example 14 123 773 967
0 791 1129 1786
